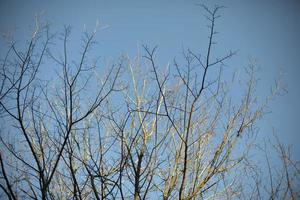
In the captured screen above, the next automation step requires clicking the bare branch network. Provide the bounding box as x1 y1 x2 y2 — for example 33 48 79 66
0 5 299 200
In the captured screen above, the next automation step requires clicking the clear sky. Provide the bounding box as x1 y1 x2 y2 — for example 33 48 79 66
0 0 299 159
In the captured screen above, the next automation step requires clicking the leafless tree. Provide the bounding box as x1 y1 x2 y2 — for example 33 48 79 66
0 5 299 200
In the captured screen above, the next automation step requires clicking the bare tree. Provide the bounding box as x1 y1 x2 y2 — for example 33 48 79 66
0 5 299 200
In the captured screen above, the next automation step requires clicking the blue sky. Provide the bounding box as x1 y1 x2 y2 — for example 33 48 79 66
1 0 299 159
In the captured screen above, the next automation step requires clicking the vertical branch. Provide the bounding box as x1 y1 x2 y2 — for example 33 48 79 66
0 152 17 200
